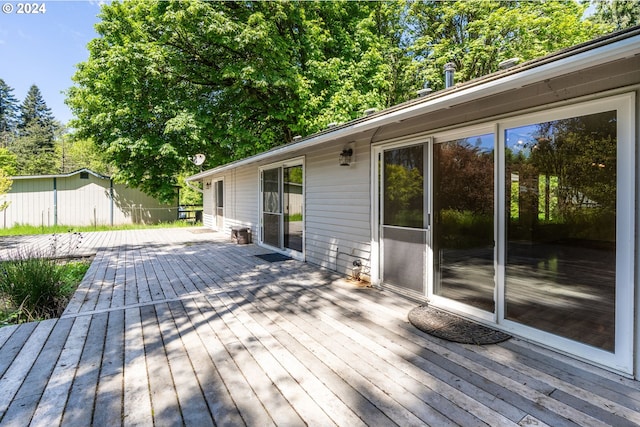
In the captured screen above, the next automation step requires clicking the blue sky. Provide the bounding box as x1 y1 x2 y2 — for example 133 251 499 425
0 1 102 125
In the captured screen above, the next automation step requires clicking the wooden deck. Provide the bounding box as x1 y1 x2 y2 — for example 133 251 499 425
1 228 640 426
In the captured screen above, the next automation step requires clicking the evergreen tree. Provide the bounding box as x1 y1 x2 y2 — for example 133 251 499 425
11 85 59 175
0 79 20 148
19 84 56 138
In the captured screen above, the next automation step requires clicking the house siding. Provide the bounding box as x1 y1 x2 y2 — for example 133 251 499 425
202 179 214 229
304 138 371 275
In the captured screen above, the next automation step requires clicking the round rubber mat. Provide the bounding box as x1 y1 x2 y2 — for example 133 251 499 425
408 305 511 345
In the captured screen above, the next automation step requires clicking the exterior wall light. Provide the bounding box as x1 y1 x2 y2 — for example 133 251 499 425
205 181 211 189
339 148 353 166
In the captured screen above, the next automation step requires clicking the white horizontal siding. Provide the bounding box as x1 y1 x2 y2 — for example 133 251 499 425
202 180 213 228
195 138 373 276
304 138 371 276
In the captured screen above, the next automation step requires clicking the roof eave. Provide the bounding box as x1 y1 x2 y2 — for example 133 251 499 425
188 29 640 182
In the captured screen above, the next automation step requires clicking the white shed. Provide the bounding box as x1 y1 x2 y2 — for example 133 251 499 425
188 27 640 377
3 168 178 227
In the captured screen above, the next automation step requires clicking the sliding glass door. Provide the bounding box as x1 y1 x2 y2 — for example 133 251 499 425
261 159 304 256
374 93 633 373
432 132 495 315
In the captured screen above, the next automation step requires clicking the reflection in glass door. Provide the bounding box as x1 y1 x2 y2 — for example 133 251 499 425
284 165 303 252
381 144 427 294
261 161 304 255
262 167 281 248
504 111 618 352
214 180 224 229
432 134 495 313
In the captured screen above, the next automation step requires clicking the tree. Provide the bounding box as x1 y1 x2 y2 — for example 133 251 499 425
0 79 20 148
0 169 11 212
10 85 59 175
406 1 609 90
67 0 614 202
67 0 410 202
0 147 17 176
591 0 640 31
57 135 112 175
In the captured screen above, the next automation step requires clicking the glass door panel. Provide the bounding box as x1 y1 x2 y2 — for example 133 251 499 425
433 134 495 312
215 180 224 229
262 167 281 248
505 110 617 351
381 144 427 294
284 165 303 252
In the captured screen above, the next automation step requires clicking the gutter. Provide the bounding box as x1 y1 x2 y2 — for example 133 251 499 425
187 29 640 182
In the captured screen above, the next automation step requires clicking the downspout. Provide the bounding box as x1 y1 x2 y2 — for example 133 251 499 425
53 177 57 226
110 179 114 226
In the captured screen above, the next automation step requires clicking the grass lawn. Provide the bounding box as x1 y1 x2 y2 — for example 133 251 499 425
0 220 202 237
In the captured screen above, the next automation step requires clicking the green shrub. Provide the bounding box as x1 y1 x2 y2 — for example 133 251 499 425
0 248 90 324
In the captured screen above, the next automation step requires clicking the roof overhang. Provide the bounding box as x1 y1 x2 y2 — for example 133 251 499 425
188 27 640 182
11 168 110 181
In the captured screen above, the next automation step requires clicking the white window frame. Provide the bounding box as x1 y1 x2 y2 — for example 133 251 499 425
497 92 635 375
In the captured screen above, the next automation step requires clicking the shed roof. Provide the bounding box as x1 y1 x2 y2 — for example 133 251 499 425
188 25 640 182
10 168 110 181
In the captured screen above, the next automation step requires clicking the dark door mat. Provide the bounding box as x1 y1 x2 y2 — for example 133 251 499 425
255 253 292 263
408 305 511 345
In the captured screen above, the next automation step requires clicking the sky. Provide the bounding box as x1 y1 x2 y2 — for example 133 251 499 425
0 0 102 125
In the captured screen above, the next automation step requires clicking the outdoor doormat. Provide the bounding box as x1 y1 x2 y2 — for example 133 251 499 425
255 253 293 263
408 305 511 345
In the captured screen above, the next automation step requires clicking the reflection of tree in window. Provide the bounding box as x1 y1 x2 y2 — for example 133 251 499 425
508 110 616 242
384 145 424 228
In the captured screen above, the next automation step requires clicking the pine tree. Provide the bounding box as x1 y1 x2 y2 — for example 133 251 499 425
19 84 56 137
11 85 59 174
0 79 20 148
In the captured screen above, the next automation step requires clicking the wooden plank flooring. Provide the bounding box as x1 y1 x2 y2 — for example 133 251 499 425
1 228 639 426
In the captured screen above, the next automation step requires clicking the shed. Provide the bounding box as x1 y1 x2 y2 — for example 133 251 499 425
188 27 640 377
3 168 177 227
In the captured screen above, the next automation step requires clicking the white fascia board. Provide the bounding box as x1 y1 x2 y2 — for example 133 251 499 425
11 168 110 180
187 33 639 182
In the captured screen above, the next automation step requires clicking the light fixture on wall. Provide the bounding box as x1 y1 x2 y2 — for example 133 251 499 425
205 181 211 189
339 147 353 166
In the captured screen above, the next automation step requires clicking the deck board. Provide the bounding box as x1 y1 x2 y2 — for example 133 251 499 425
1 228 639 426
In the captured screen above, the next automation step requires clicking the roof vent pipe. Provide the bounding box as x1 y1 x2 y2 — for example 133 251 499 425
444 62 456 88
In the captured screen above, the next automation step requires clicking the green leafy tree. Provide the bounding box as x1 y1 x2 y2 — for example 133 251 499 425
406 0 609 90
57 135 112 175
67 0 410 202
0 79 20 148
0 147 17 176
591 0 640 31
67 0 614 203
0 169 11 212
